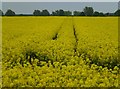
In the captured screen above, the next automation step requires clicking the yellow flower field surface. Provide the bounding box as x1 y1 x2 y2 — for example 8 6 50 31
2 17 120 87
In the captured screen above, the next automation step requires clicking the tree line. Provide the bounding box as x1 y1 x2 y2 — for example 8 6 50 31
0 7 120 16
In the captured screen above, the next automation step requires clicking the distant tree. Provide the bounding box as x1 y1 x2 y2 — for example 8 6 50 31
5 9 15 16
73 11 80 16
105 12 110 16
19 14 25 16
93 11 99 16
52 11 57 16
99 12 104 16
55 10 59 16
114 9 120 16
52 10 59 16
83 7 94 16
59 9 64 16
80 12 85 16
33 10 41 16
64 11 72 16
0 10 4 16
41 9 50 16
52 9 65 16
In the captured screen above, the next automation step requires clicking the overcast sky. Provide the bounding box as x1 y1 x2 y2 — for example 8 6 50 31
1 2 119 14
1 0 120 2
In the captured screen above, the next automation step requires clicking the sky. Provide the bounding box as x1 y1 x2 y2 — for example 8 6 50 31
1 0 120 2
1 2 119 14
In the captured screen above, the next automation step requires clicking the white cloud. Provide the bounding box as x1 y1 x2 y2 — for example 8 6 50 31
1 0 120 2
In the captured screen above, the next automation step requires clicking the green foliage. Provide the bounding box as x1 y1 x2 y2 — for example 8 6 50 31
5 9 15 16
83 7 94 16
33 10 41 16
114 9 120 16
0 10 4 16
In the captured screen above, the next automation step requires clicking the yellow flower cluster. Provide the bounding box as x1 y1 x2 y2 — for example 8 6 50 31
74 17 119 68
2 16 119 87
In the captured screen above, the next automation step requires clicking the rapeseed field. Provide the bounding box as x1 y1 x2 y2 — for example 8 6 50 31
1 17 119 87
